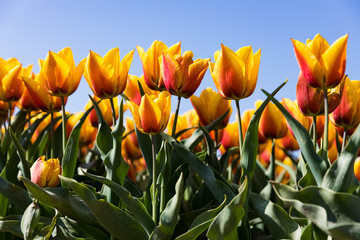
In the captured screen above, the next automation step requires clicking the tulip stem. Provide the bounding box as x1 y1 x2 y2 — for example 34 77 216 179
109 98 117 126
172 96 182 138
341 128 348 153
151 135 157 223
7 102 11 131
61 96 66 155
28 111 31 129
322 89 329 163
50 111 55 158
312 116 317 150
235 100 243 156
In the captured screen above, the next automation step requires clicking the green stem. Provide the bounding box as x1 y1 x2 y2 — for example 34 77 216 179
214 129 218 147
312 116 317 150
28 111 31 128
172 96 181 138
323 89 329 163
151 135 157 223
341 128 347 154
61 96 66 155
109 98 117 127
50 111 55 158
235 100 243 156
7 102 11 131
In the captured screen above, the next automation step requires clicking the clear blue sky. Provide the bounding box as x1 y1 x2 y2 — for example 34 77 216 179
1 0 360 122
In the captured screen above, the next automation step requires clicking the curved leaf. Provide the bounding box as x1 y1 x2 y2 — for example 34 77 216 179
21 202 40 240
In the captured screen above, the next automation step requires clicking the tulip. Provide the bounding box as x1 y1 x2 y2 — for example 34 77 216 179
127 91 171 134
161 50 209 98
331 77 360 130
137 41 181 90
30 156 62 188
209 44 261 100
296 72 342 116
292 34 348 90
220 121 239 152
66 112 97 147
40 47 85 97
354 158 360 181
257 100 288 139
85 95 119 127
0 57 23 102
276 130 299 152
122 117 142 161
17 73 39 112
84 47 134 99
282 98 312 135
190 87 232 129
124 75 160 106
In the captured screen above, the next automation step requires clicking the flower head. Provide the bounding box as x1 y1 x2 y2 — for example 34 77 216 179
30 156 62 188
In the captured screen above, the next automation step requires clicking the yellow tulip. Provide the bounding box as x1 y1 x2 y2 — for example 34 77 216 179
127 91 171 134
292 34 348 89
124 75 160 106
40 47 85 97
137 41 181 90
209 44 261 100
84 47 134 99
0 57 24 102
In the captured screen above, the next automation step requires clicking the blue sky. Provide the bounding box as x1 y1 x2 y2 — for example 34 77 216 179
1 0 359 122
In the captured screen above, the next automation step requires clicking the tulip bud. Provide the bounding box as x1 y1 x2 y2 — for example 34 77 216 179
30 156 61 188
354 158 360 182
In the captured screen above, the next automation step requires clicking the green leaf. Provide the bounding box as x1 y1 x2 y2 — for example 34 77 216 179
273 182 360 239
0 175 32 211
60 176 148 240
249 192 302 239
0 217 23 238
321 124 360 192
261 89 327 185
206 177 248 240
61 106 93 180
21 177 98 227
21 202 40 240
150 173 184 240
82 171 155 235
9 128 30 179
198 125 220 171
175 197 227 240
161 133 235 203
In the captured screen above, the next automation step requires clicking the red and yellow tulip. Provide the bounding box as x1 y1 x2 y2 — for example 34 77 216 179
84 47 134 99
137 41 181 90
209 44 261 100
292 34 348 89
0 57 24 102
40 47 85 97
124 75 160 106
161 50 209 98
127 91 171 134
30 156 62 188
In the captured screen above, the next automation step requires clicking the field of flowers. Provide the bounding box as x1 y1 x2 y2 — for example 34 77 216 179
0 33 359 239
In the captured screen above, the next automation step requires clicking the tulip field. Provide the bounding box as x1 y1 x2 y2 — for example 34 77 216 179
1 34 360 240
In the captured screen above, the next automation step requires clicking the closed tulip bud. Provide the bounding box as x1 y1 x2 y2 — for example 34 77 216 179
292 34 348 90
85 95 119 127
124 75 160 106
84 48 134 99
40 47 85 97
209 44 261 100
127 91 171 134
137 41 181 90
0 57 24 102
257 100 288 139
296 72 342 116
190 87 232 129
30 156 61 188
354 158 360 181
23 74 66 112
161 50 209 98
331 77 360 130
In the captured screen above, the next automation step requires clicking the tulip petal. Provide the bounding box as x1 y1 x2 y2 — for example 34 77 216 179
41 51 70 92
0 64 23 101
139 95 162 133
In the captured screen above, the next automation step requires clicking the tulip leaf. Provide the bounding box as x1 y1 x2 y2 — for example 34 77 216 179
206 177 248 240
275 160 297 183
161 133 235 203
0 217 23 238
0 176 32 211
60 176 148 240
272 182 360 239
61 105 93 180
198 125 220 171
89 95 113 158
321 124 360 193
82 170 155 235
175 197 227 240
9 128 30 179
261 89 326 185
149 173 184 240
21 202 40 240
21 177 98 227
249 192 302 239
